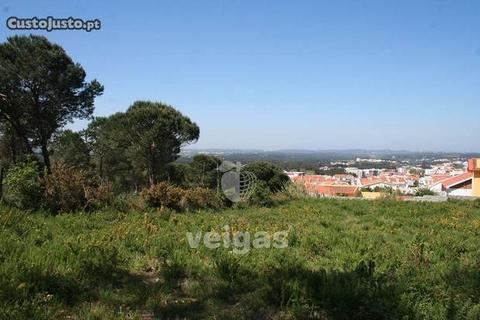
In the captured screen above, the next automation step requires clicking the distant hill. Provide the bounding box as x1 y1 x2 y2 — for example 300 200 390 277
182 148 480 160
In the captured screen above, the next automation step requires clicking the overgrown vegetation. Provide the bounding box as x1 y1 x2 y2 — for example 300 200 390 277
3 158 42 209
415 188 436 196
0 35 289 213
1 155 289 213
140 182 223 211
1 199 480 319
1 33 479 320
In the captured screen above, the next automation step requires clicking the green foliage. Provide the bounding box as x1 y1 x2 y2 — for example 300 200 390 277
141 182 222 211
316 167 347 175
101 101 200 186
0 35 103 170
165 162 190 186
85 117 138 192
415 188 436 196
84 117 113 178
181 187 222 211
187 155 221 188
42 162 88 212
140 182 185 211
248 181 273 207
4 159 42 209
84 102 200 189
0 122 26 165
269 182 308 205
282 181 308 199
244 161 289 193
4 159 116 213
51 130 90 170
1 199 480 318
84 181 115 210
372 186 394 194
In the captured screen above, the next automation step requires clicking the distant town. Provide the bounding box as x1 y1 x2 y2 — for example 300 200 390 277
182 149 480 200
287 157 480 200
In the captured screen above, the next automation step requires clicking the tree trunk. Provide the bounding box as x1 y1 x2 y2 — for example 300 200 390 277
9 131 17 163
201 162 205 186
0 114 33 156
216 163 220 194
149 159 156 186
10 120 33 155
149 142 156 186
41 142 51 173
0 166 4 201
99 155 104 179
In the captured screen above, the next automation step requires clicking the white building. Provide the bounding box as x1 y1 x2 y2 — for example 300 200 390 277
429 172 474 197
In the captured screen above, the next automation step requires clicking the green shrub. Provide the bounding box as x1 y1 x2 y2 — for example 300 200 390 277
270 191 292 204
161 250 188 284
84 181 115 210
261 254 306 307
77 242 120 281
141 182 184 210
248 181 273 207
112 193 146 212
214 253 255 292
243 161 290 193
4 160 42 209
42 162 88 212
283 181 307 199
142 182 224 211
415 188 435 196
181 187 222 211
271 182 307 204
473 199 480 209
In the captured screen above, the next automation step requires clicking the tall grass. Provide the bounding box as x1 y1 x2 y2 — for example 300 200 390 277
0 198 480 319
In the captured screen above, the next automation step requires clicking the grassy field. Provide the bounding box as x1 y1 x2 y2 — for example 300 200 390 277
1 198 480 319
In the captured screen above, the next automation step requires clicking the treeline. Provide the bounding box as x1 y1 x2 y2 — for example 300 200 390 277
0 35 289 213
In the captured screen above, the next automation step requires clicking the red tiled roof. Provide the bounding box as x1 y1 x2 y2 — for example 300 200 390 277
334 174 351 179
294 175 345 185
306 184 359 197
430 175 451 184
440 172 473 189
360 175 414 187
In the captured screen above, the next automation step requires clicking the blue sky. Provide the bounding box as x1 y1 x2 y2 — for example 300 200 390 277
1 0 480 152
